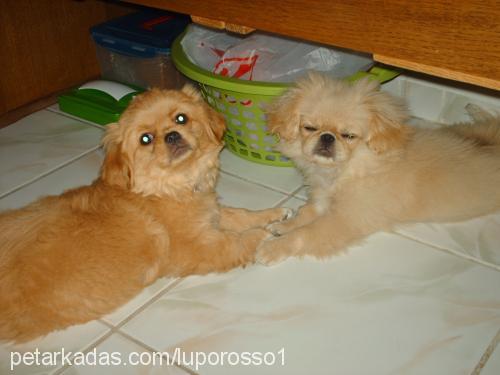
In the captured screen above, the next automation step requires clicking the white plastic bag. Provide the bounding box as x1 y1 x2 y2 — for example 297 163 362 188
181 24 373 83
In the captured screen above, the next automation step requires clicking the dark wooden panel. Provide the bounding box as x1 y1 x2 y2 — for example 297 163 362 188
0 0 135 116
127 0 500 89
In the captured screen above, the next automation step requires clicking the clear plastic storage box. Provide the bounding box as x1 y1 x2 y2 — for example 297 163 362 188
90 10 190 89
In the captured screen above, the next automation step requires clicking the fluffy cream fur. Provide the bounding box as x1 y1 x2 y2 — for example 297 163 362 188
256 73 500 264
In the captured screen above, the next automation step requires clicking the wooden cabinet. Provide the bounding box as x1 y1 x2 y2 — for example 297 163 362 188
1 0 498 125
128 0 500 90
0 0 134 123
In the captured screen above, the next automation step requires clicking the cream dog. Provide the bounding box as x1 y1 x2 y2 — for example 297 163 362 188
257 73 500 264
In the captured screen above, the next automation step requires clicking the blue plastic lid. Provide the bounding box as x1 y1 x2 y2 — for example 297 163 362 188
91 10 190 58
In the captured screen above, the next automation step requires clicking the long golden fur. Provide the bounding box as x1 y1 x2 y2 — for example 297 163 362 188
256 73 500 264
0 86 289 343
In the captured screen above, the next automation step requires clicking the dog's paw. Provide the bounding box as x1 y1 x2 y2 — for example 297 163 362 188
265 221 288 237
280 207 295 221
264 207 295 226
255 236 291 266
240 228 274 260
265 208 297 236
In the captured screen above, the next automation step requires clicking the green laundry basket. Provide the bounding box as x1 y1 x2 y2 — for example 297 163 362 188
171 34 399 167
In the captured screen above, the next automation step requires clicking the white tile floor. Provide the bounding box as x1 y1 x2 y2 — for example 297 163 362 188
1 94 500 375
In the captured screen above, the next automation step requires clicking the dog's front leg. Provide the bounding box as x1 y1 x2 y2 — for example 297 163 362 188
176 228 271 276
219 207 293 232
256 211 376 265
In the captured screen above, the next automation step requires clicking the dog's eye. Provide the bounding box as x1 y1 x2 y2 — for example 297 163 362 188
140 133 154 145
341 133 356 140
303 125 318 132
175 113 188 125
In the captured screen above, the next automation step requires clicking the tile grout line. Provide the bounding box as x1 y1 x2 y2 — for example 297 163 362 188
51 328 115 375
218 169 302 196
100 277 181 327
114 330 199 375
103 301 200 375
112 278 184 331
289 185 308 201
0 145 102 200
272 194 295 208
107 277 201 374
471 328 500 374
100 322 199 374
45 107 106 130
52 278 187 375
272 185 307 208
289 185 308 200
52 327 197 375
396 232 500 272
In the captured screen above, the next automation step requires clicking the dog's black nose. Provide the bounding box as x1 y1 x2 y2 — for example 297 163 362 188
165 131 181 144
320 133 335 145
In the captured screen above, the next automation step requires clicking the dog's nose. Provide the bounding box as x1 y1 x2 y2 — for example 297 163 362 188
320 133 335 145
165 131 181 144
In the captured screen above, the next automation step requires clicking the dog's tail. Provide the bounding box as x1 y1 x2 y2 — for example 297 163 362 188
465 103 495 122
447 104 500 147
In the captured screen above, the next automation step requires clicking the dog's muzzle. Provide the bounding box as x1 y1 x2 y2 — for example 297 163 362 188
314 133 335 158
165 131 181 144
165 131 191 158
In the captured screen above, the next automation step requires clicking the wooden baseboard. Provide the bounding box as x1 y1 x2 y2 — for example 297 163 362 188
374 54 500 91
0 76 99 129
0 95 57 129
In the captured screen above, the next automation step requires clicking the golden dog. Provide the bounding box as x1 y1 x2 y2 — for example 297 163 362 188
0 86 289 343
257 73 500 264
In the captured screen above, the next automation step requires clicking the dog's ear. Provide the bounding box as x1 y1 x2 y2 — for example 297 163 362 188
181 84 226 144
100 123 132 188
181 83 202 101
198 102 226 144
266 89 302 141
205 106 226 143
359 79 410 154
